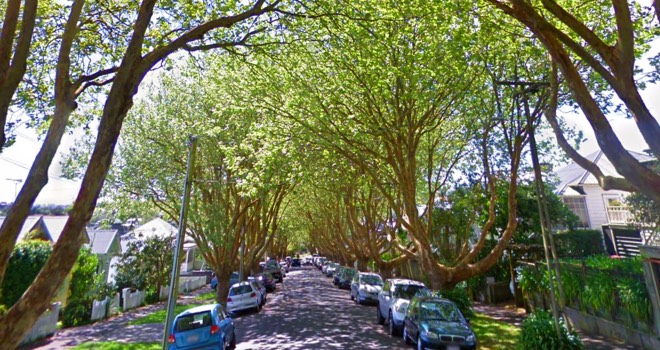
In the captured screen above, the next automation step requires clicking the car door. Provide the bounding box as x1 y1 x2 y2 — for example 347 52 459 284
378 281 391 316
406 300 420 340
351 274 359 297
216 305 234 347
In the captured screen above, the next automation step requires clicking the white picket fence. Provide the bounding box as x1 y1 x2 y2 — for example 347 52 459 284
159 276 207 300
20 302 60 345
122 288 145 311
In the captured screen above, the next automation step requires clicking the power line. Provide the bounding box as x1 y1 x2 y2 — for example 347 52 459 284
0 155 79 183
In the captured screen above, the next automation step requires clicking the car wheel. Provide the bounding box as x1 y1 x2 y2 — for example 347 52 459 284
417 335 423 350
403 326 411 345
388 311 398 336
377 305 385 325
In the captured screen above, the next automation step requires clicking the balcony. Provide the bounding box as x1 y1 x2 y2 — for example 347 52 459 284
606 206 632 225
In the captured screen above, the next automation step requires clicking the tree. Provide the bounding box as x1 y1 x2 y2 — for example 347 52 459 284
484 0 660 201
0 1 297 346
113 235 174 300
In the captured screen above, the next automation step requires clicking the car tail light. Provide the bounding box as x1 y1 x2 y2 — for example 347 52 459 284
210 325 220 335
227 297 232 302
168 334 175 343
250 292 256 297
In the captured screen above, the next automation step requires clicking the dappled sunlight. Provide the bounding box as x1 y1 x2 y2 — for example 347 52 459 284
233 267 408 350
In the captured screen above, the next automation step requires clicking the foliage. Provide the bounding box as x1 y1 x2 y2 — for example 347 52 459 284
554 230 605 258
62 248 99 327
0 240 52 308
626 163 659 237
519 256 650 326
440 285 474 317
517 310 583 350
113 235 174 298
471 313 521 350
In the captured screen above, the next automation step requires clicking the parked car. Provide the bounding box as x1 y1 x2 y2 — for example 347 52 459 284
377 279 428 336
324 262 337 277
211 271 239 291
321 261 333 274
333 266 345 285
280 261 289 273
263 259 283 283
255 272 277 292
226 282 261 314
167 303 236 350
350 272 383 304
247 278 267 306
338 268 356 290
403 296 477 350
291 258 302 267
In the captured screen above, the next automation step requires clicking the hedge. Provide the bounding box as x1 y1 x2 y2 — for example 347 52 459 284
0 240 52 308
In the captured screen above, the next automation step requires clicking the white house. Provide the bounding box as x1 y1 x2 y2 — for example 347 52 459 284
555 150 656 256
120 217 199 273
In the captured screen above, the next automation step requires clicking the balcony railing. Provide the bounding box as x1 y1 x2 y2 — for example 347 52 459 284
606 206 632 224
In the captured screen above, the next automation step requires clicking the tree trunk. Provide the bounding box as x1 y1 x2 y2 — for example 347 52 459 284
214 268 232 303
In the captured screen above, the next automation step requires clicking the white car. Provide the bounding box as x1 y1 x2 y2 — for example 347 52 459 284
226 282 261 313
247 278 267 306
376 278 427 336
350 272 383 304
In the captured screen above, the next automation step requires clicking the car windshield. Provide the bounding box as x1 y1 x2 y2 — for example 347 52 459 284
344 270 356 278
420 301 464 323
229 285 253 296
393 285 426 299
175 311 212 332
361 275 383 286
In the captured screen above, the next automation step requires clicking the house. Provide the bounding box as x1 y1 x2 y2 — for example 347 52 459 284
87 229 122 283
555 149 656 257
121 217 200 273
0 215 89 244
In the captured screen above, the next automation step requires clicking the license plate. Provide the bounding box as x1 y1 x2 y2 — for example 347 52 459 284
447 346 460 350
187 334 200 342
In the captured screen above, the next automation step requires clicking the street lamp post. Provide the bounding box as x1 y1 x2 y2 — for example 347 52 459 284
161 136 197 350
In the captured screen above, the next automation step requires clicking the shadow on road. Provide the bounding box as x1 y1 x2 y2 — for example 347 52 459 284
234 267 409 350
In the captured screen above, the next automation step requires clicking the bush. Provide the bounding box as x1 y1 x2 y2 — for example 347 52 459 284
517 310 583 350
62 248 99 327
555 230 605 258
0 240 52 308
441 286 474 317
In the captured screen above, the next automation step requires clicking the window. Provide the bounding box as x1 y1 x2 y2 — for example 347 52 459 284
563 196 589 227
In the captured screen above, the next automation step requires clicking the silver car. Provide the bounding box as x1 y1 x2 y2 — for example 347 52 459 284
350 272 383 304
226 281 261 313
376 278 427 336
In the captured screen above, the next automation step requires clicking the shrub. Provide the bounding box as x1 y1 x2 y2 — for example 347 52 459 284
62 248 99 327
554 230 605 258
0 240 52 308
441 285 474 317
517 310 583 350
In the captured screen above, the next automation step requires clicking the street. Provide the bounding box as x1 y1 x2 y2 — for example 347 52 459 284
234 266 408 350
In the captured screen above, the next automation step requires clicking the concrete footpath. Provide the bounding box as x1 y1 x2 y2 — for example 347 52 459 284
473 303 645 350
21 287 212 350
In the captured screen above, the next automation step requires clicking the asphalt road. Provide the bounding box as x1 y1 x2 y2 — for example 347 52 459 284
233 266 410 350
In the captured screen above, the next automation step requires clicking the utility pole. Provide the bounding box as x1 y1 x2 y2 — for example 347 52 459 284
239 223 245 282
162 136 197 350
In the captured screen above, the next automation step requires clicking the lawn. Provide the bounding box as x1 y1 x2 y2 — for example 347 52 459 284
471 312 521 350
128 304 202 325
72 342 160 350
194 290 217 302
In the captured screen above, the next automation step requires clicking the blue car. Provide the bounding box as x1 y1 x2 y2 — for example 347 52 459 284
167 304 236 350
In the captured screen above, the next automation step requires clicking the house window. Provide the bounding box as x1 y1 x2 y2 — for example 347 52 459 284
563 196 589 228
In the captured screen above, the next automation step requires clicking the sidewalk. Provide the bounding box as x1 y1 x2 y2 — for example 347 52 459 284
473 303 645 350
21 287 214 350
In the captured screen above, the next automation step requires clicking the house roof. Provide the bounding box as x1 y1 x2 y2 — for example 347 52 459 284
121 217 194 253
555 150 655 195
88 229 119 255
0 215 89 243
0 216 44 240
